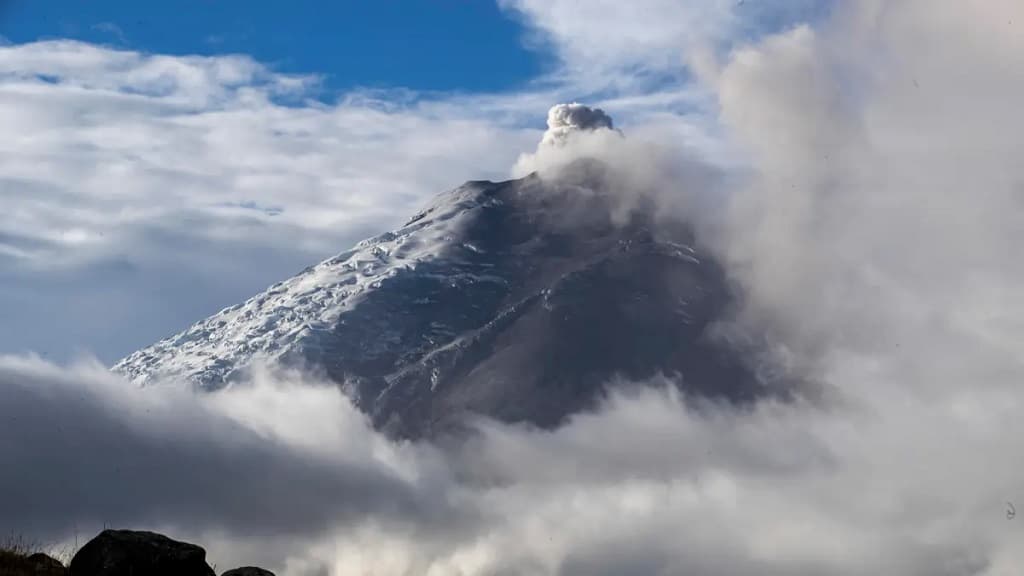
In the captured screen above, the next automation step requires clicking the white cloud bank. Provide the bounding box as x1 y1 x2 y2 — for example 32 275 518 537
2 354 1023 575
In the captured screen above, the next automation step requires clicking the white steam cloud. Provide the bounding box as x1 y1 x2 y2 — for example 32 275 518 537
540 102 616 147
513 103 628 178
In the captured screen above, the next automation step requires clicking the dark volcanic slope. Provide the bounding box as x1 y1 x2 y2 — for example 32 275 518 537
117 169 760 438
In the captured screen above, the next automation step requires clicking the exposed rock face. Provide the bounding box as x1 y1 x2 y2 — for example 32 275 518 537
27 553 66 575
68 529 214 576
0 551 67 576
221 568 275 576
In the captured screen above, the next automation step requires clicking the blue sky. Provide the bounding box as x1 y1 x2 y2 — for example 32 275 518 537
0 0 544 92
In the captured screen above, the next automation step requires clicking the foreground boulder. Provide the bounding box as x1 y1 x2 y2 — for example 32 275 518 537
0 550 66 576
69 529 214 576
27 553 67 575
222 568 275 576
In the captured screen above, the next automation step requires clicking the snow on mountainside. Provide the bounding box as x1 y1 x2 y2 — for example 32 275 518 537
115 180 499 388
116 167 762 438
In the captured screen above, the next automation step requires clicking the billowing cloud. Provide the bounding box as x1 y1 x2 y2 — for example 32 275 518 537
4 354 1024 575
0 357 460 545
539 102 615 146
512 101 723 233
512 102 629 178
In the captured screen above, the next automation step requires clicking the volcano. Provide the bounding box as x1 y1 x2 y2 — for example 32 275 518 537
115 162 761 438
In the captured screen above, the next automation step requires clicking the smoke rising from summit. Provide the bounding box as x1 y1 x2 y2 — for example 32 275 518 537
540 103 616 147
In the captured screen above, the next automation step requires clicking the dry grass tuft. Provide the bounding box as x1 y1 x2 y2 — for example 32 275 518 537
0 533 69 576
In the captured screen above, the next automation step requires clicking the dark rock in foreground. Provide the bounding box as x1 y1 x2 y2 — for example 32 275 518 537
0 550 67 576
69 529 215 576
222 568 276 576
27 553 67 575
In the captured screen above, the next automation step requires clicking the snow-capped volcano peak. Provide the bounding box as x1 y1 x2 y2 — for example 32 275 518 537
116 170 758 438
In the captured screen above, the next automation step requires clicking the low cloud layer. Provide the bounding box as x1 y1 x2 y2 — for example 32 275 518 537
0 358 457 544
3 353 1024 575
707 0 1024 396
